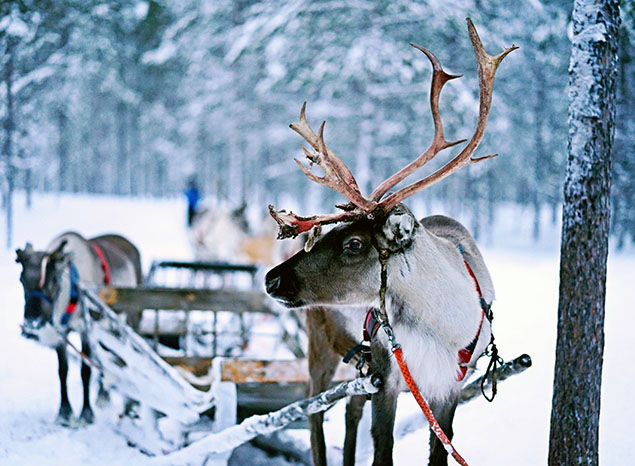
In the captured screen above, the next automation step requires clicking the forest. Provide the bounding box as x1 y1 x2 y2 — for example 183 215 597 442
1 0 633 246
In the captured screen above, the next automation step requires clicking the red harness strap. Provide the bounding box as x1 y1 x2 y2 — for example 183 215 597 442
91 243 112 286
390 250 488 466
393 346 469 466
455 255 489 381
347 246 490 466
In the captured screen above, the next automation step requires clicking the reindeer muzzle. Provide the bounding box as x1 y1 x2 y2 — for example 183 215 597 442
265 267 302 307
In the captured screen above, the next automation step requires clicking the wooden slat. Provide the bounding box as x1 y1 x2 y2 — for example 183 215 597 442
99 286 273 314
163 357 214 377
236 382 309 420
160 357 358 419
220 359 356 384
146 260 258 286
161 357 356 384
153 260 258 274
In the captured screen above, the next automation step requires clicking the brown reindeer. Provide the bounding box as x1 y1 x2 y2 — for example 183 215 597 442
265 19 516 466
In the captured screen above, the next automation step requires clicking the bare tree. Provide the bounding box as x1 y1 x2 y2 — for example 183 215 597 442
548 1 620 465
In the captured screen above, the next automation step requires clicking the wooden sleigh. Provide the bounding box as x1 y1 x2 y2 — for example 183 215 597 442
75 260 531 465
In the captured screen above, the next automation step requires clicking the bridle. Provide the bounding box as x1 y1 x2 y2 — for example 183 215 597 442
25 254 57 312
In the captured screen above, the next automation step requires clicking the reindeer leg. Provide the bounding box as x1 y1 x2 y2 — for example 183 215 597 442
370 345 398 466
343 394 367 466
370 387 398 466
79 336 95 425
95 375 110 408
307 309 341 466
55 344 74 426
427 397 458 466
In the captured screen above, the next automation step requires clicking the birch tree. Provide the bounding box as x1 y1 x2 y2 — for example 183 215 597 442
548 1 620 464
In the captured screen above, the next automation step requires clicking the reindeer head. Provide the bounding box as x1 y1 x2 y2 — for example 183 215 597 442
16 240 70 341
266 204 418 307
266 19 516 309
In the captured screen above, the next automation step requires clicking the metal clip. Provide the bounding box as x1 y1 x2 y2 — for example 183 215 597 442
381 322 401 351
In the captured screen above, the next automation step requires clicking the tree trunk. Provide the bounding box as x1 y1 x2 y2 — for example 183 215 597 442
116 101 129 195
533 67 546 241
4 40 15 249
56 106 70 193
129 107 141 196
25 166 32 209
486 169 496 246
548 1 620 465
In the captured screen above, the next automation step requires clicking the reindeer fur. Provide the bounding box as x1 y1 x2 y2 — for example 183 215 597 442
267 211 494 466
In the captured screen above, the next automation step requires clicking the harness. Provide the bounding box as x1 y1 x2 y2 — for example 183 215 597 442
59 263 80 327
344 246 494 382
91 243 112 286
26 260 81 328
29 246 111 329
343 243 501 466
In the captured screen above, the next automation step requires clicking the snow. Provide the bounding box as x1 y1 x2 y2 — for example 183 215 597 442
1 191 634 465
0 11 29 38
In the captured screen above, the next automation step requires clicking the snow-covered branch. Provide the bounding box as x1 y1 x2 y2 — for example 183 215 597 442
154 376 380 465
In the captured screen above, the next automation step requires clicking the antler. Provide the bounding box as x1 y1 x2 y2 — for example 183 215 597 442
369 45 466 202
290 103 377 212
270 18 517 239
376 19 518 212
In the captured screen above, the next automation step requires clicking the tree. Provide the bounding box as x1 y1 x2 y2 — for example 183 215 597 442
548 1 620 465
1 0 75 247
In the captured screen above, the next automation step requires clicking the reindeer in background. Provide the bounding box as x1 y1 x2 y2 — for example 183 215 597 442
189 202 302 266
266 19 517 466
16 232 142 426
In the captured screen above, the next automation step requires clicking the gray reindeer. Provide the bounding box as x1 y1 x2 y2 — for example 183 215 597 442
266 19 516 466
16 232 142 426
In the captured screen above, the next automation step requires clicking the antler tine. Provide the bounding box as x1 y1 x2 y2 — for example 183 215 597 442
291 105 376 212
370 44 466 203
378 18 518 212
291 103 361 194
268 205 364 239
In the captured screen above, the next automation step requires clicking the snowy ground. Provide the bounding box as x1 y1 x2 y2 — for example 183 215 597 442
1 192 633 465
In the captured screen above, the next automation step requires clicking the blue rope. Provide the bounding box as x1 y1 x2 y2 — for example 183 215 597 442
25 289 53 304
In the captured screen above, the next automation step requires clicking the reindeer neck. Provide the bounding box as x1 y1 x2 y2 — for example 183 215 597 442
384 228 482 349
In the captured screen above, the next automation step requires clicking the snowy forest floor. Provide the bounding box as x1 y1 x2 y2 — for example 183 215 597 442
1 192 634 465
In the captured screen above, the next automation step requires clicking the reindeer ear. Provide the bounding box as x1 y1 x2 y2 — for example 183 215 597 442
376 204 417 252
15 242 34 263
50 239 68 261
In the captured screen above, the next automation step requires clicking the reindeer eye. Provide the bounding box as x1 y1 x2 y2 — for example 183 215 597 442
345 238 364 252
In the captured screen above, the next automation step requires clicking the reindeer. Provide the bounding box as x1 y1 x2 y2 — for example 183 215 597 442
15 232 142 426
190 203 301 265
265 19 517 466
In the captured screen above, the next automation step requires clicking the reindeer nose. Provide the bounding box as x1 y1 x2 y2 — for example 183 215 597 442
265 274 281 295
